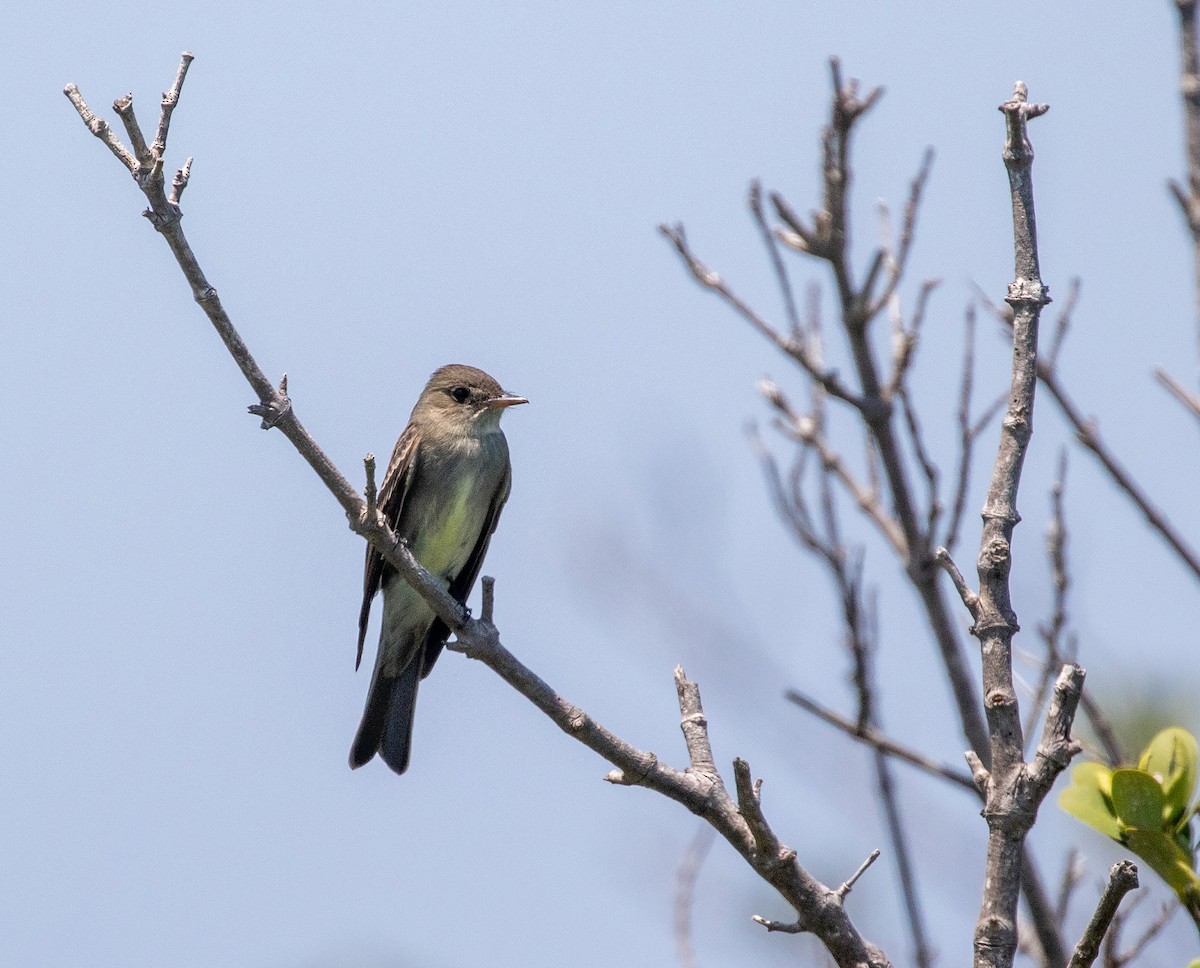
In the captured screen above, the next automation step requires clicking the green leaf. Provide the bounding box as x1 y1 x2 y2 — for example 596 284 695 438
1060 762 1120 840
1123 827 1200 898
1112 769 1165 832
1138 728 1199 829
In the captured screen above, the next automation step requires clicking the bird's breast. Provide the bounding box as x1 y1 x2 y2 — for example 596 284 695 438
406 434 507 578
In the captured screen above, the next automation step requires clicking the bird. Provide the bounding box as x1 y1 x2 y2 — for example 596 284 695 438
349 364 527 774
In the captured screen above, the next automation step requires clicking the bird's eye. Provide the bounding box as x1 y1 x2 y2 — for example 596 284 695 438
449 386 470 403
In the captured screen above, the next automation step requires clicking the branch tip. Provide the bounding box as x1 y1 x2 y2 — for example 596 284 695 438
481 575 496 623
837 849 882 899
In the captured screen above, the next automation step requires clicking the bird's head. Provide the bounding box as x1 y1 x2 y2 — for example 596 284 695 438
412 364 528 436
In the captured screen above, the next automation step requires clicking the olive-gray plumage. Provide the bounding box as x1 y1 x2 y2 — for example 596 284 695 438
350 364 526 774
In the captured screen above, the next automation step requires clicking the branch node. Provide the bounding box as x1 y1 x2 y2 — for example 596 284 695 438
247 376 293 430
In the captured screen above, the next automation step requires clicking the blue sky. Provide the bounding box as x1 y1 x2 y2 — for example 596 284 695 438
5 3 1200 966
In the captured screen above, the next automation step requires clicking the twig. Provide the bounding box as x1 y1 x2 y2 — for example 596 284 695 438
1066 861 1139 968
749 180 802 336
974 284 1200 583
660 223 865 409
674 824 716 968
1037 362 1200 582
1168 0 1200 375
1104 893 1175 968
787 690 976 792
755 381 906 555
1024 450 1071 747
870 147 935 316
1055 848 1084 926
838 850 882 898
1155 365 1200 421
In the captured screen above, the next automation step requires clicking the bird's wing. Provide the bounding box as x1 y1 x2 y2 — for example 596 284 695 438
356 423 423 670
419 460 512 677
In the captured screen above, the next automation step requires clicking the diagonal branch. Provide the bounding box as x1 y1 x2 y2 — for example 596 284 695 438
1037 361 1200 582
1066 861 1139 968
67 54 893 968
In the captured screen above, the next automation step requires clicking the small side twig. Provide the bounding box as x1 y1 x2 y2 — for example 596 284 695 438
1155 366 1200 421
837 850 882 899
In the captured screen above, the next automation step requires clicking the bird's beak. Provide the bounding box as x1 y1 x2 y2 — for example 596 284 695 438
486 393 529 409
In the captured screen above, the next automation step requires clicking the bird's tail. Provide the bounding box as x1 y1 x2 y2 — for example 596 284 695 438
348 657 421 774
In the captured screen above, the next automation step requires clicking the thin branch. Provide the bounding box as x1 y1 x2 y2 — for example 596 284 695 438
1024 450 1071 748
838 850 882 898
975 286 1200 583
674 824 716 968
786 689 977 792
660 223 865 409
749 179 803 336
1055 848 1084 926
869 147 935 316
1066 861 1139 968
1037 361 1200 582
946 303 980 554
1044 277 1081 371
152 51 194 158
755 381 906 555
1155 365 1200 421
1104 893 1175 968
1078 691 1124 768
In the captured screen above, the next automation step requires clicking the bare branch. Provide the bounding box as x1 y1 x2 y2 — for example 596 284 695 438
1066 862 1139 968
755 382 906 555
749 180 802 336
976 288 1200 583
63 83 138 173
1155 365 1200 421
1105 893 1175 968
674 824 716 968
787 689 977 792
1044 277 1081 370
152 51 194 159
111 93 152 170
774 63 993 768
1024 450 1071 747
1055 848 1084 926
660 223 865 409
838 850 882 898
1037 362 1200 582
